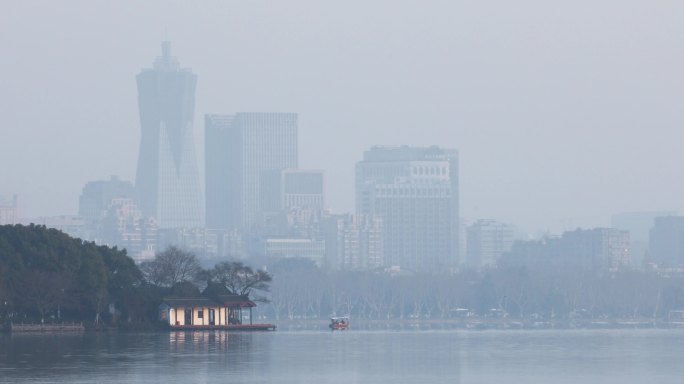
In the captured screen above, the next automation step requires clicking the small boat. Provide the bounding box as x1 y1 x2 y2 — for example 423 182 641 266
329 316 350 330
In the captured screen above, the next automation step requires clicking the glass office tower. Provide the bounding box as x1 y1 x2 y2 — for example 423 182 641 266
135 42 204 228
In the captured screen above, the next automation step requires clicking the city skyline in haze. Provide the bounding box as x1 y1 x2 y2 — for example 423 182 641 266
1 1 683 235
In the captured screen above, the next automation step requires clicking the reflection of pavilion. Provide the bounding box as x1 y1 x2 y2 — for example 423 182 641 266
159 290 275 331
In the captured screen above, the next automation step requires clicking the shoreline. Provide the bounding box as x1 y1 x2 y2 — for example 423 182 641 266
271 317 684 331
5 318 684 333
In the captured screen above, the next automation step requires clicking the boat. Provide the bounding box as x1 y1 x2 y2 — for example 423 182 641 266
329 316 350 330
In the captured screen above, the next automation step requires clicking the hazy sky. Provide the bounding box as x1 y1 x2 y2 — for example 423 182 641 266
1 0 683 234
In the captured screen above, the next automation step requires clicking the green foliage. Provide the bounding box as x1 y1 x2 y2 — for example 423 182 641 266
0 224 152 326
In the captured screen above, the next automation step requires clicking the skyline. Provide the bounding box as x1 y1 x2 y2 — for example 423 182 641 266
1 1 683 235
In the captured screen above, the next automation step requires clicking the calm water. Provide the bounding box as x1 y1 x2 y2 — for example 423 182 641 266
1 328 683 383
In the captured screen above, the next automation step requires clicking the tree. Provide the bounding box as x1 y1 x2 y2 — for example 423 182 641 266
141 246 202 287
18 270 70 323
211 261 272 300
0 225 160 326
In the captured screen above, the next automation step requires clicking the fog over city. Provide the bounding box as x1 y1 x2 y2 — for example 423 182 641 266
5 3 684 383
2 0 684 235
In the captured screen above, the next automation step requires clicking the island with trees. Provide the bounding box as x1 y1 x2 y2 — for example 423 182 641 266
0 224 272 330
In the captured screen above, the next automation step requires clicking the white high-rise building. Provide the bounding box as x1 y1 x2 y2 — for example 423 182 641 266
356 146 459 271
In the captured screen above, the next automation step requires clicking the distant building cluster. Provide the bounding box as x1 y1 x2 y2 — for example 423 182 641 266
7 42 684 275
500 228 631 272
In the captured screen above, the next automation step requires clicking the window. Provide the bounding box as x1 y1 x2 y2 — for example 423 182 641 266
198 310 204 319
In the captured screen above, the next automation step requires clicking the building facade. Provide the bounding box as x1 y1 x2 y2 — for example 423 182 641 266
466 219 514 270
205 113 298 229
157 227 245 262
205 113 298 230
648 216 684 269
321 213 384 270
135 42 204 229
261 169 324 214
78 176 137 238
262 238 326 266
501 227 631 272
100 198 157 262
356 146 459 271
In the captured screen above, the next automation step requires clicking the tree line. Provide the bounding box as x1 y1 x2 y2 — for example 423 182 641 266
263 260 684 323
3 224 684 328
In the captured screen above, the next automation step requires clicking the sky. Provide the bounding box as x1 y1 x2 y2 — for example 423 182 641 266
1 0 683 235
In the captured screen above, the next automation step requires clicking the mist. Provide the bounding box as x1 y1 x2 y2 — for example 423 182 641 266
2 0 683 235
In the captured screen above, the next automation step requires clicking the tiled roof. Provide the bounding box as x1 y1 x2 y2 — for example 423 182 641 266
162 295 256 308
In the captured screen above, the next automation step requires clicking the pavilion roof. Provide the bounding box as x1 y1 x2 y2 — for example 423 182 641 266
216 294 256 308
161 294 256 308
161 297 219 308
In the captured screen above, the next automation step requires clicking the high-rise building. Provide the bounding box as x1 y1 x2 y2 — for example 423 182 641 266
205 113 298 229
356 146 459 271
648 216 684 269
466 219 514 269
135 42 204 229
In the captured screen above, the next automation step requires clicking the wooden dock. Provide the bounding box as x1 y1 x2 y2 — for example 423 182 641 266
8 322 85 333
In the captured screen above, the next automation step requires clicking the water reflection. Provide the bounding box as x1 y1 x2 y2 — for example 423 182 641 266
168 330 257 353
1 330 684 383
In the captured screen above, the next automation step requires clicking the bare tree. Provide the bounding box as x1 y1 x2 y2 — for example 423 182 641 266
211 261 272 299
142 246 202 287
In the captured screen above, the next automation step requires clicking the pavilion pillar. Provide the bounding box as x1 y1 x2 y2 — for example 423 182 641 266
250 307 253 325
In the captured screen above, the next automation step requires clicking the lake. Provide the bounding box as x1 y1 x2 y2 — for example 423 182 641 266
1 328 683 383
